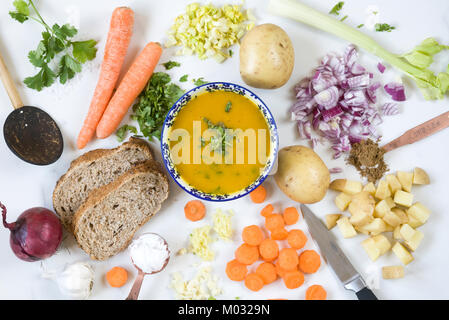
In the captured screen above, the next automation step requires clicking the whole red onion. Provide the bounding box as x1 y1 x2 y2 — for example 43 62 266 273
1 202 63 262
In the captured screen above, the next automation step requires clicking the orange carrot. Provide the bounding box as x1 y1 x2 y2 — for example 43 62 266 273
77 7 134 149
226 259 248 281
283 207 299 225
275 259 294 278
242 225 265 246
270 227 288 240
278 248 299 271
106 266 128 287
299 250 321 274
260 204 274 217
283 270 304 289
184 200 206 221
306 285 327 300
255 262 277 284
244 273 264 292
265 214 285 231
250 185 266 203
287 229 307 250
235 243 259 265
259 239 279 262
96 42 163 139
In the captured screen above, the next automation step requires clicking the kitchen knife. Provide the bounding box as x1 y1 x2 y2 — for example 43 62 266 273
300 204 377 300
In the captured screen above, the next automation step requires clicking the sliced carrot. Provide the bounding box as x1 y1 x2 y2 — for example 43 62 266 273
235 243 259 265
270 227 288 240
283 270 304 289
106 266 128 288
255 262 277 285
283 207 299 225
275 259 295 278
242 225 265 246
184 200 206 221
250 185 266 203
96 42 163 139
260 204 274 217
244 273 264 292
299 250 321 274
259 239 279 262
287 229 307 250
77 7 134 149
265 214 285 231
306 285 327 300
226 259 248 281
278 248 299 271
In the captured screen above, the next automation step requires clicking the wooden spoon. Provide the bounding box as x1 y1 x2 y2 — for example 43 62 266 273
382 110 449 152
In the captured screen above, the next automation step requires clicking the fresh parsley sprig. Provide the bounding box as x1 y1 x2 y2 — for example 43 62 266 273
375 23 396 32
9 0 98 91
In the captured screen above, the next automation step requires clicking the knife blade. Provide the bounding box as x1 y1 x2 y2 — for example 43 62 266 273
300 204 377 300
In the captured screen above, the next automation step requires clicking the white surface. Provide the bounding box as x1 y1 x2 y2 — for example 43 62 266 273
0 0 448 300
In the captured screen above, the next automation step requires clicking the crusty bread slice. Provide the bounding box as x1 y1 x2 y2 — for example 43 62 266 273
73 160 169 260
53 137 153 230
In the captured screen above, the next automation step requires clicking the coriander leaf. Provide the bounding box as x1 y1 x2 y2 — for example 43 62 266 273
58 54 81 84
13 0 30 15
9 11 28 23
116 125 138 142
162 61 181 70
329 1 344 15
72 40 98 63
43 32 66 61
52 23 77 41
225 101 232 112
375 23 395 32
193 77 208 86
24 64 56 91
28 42 46 67
179 74 188 82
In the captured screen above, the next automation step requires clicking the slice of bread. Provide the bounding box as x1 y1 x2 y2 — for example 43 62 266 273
73 160 169 260
53 137 153 230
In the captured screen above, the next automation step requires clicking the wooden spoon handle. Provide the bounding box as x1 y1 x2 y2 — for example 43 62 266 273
0 49 23 109
382 110 449 152
126 269 145 300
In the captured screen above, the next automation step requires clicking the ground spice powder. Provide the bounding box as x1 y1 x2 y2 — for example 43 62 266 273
347 139 388 183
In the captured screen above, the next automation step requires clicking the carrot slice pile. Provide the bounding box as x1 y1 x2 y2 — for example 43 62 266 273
265 214 285 231
255 262 277 285
283 270 305 289
283 207 299 225
226 259 248 281
242 225 265 246
287 229 307 250
245 273 264 292
235 243 259 265
259 239 279 262
260 204 274 217
250 185 266 203
299 250 321 274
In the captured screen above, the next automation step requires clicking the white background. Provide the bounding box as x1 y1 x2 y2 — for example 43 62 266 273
0 0 448 300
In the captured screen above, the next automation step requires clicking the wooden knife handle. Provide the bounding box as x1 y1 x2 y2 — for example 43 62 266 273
382 110 449 152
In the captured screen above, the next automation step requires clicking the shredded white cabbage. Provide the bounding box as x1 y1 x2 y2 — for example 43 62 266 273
165 2 255 62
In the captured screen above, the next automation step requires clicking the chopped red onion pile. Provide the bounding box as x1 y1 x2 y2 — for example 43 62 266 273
291 45 403 159
384 82 406 101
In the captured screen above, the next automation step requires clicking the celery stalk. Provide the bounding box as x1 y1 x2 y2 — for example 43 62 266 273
268 0 449 100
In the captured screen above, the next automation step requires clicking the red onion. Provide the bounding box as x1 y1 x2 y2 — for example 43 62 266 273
384 82 406 101
1 202 63 262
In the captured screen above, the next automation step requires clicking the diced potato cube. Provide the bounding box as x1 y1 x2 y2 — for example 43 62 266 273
372 234 391 255
407 202 430 224
325 214 341 230
384 197 396 209
413 167 430 185
362 218 387 235
397 171 413 192
335 192 352 211
355 226 370 235
375 180 391 200
348 191 375 217
382 210 402 227
362 182 376 195
374 200 390 218
407 213 424 228
349 212 373 227
393 226 402 240
399 224 416 241
404 231 424 252
330 179 347 192
343 180 363 195
386 174 402 194
382 266 405 279
393 190 414 207
392 242 414 265
391 208 409 224
362 238 380 261
336 216 357 238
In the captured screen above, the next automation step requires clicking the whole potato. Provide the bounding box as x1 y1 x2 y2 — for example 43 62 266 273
274 145 330 204
240 23 294 89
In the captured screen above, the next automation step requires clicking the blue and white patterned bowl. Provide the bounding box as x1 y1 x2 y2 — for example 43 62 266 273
160 82 279 202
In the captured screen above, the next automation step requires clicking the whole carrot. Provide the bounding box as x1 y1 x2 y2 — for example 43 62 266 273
77 7 134 149
96 42 163 139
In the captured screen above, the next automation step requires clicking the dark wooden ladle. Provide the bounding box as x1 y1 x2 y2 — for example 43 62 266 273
0 49 63 165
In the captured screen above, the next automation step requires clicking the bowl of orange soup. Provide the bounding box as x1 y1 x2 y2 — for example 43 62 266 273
161 82 278 201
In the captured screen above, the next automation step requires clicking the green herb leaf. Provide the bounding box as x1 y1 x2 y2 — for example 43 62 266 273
23 64 56 91
225 101 232 112
9 0 29 23
329 1 344 15
72 40 98 63
179 74 188 82
116 125 138 142
58 54 81 84
357 24 364 28
229 49 233 57
340 15 348 22
52 23 78 41
375 23 395 32
193 77 208 86
28 42 46 67
162 61 181 70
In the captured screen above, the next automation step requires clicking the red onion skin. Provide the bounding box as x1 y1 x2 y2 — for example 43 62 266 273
2 204 63 262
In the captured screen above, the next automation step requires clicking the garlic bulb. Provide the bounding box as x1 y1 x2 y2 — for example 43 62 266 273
43 262 94 300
